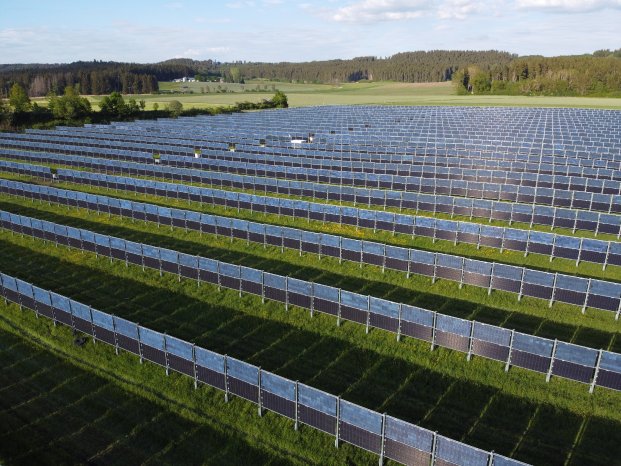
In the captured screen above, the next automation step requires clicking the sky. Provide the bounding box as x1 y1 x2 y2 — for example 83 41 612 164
0 0 620 64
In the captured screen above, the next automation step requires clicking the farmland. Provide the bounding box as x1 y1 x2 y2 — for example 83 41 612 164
67 81 621 111
1 105 621 465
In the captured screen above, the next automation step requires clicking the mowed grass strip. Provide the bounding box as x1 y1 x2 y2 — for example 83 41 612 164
3 169 620 288
2 162 620 245
0 328 308 466
0 230 620 465
1 196 619 342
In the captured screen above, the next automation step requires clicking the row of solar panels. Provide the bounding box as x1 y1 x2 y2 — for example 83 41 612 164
12 129 621 163
3 159 621 241
122 107 621 143
6 152 621 233
0 151 621 265
3 179 621 317
162 154 621 195
2 211 620 397
23 119 621 150
26 125 621 155
129 106 621 133
4 178 619 269
39 156 621 217
0 138 153 161
19 122 621 158
7 147 621 205
13 132 621 174
0 272 530 466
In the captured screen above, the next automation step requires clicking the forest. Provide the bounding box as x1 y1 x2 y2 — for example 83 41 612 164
1 49 620 98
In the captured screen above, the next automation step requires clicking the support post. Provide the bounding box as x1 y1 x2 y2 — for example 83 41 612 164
582 278 592 314
365 297 371 334
589 349 603 394
397 303 402 342
285 277 289 311
430 432 438 465
258 368 263 417
488 262 495 296
337 288 342 327
224 355 229 403
164 333 169 376
576 237 584 266
550 234 557 263
431 311 437 351
549 273 558 308
517 268 526 302
217 261 221 291
505 329 515 372
112 315 119 355
294 381 299 431
334 396 340 448
467 321 475 361
603 242 611 271
524 230 531 257
546 339 558 383
192 344 198 389
137 324 143 364
89 306 96 344
379 413 386 466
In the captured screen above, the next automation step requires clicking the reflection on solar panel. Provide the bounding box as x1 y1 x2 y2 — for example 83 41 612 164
2 106 620 466
2 211 620 396
2 271 531 466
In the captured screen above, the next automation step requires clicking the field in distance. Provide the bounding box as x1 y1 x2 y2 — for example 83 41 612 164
80 81 621 111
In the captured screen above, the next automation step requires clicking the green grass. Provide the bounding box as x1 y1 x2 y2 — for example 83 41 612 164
3 158 620 244
0 309 362 465
1 196 620 339
30 81 621 110
1 229 621 465
0 329 305 466
3 170 621 282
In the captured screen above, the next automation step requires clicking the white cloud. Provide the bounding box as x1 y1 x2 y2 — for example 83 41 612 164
323 0 430 23
516 0 621 12
438 0 482 19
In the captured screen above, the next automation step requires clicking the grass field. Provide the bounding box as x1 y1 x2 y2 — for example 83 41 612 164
1 224 621 465
0 326 300 466
2 176 621 333
4 94 621 464
29 81 621 111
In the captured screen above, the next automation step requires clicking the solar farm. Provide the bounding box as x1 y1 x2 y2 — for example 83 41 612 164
1 105 621 465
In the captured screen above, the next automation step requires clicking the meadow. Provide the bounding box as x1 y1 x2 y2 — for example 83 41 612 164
78 81 621 110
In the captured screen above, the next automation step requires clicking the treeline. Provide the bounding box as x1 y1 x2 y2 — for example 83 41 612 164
3 50 621 98
453 52 621 97
232 50 516 83
0 59 220 98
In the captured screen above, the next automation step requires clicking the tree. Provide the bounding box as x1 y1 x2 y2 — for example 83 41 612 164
99 91 128 116
167 100 183 116
139 100 146 110
0 99 9 125
8 83 31 112
271 90 288 108
48 85 91 120
471 71 491 94
153 102 159 111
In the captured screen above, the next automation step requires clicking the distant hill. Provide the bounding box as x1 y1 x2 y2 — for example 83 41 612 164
1 49 620 97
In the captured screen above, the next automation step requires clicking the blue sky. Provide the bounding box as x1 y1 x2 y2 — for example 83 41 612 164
1 0 620 63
